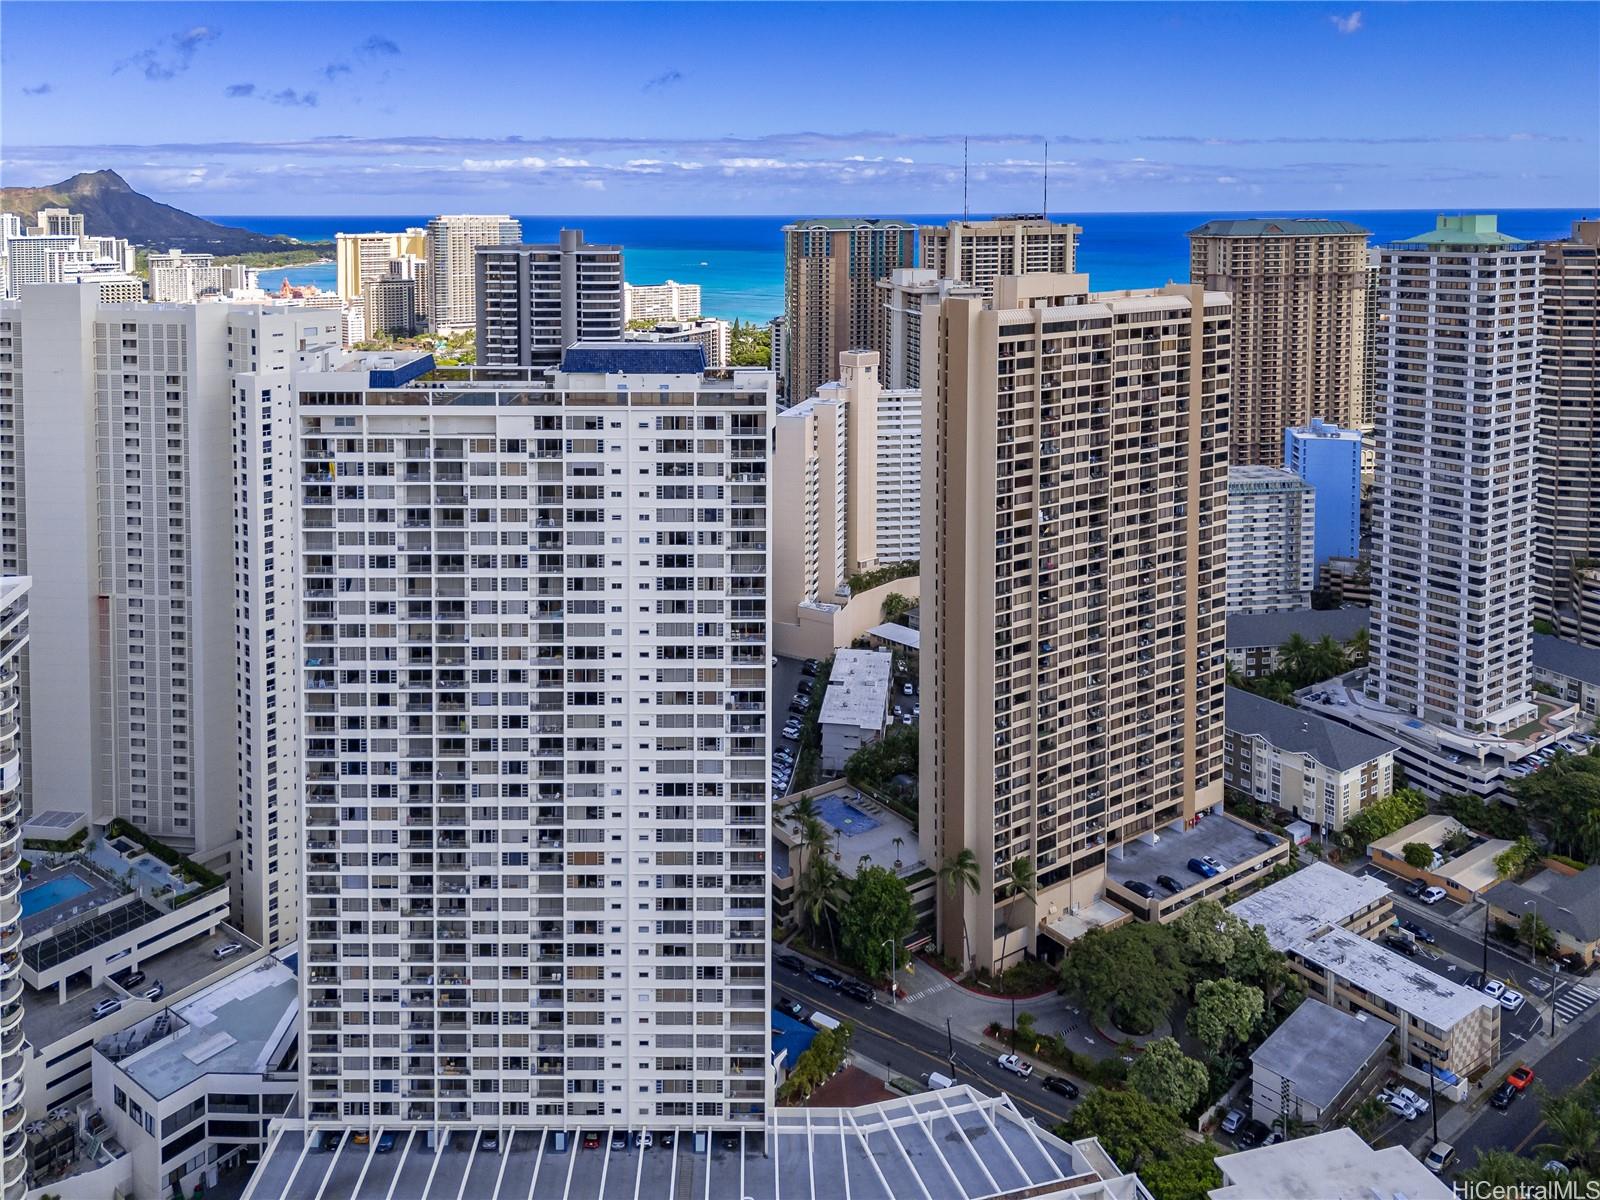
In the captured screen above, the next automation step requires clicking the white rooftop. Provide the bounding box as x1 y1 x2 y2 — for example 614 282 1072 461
818 649 893 731
1227 862 1390 951
866 622 920 651
1297 926 1499 1029
1211 1127 1453 1200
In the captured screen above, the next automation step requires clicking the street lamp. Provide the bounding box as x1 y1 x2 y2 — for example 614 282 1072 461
881 937 898 1007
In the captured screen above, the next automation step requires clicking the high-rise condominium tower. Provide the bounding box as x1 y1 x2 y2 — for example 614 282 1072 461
296 343 773 1133
1188 219 1370 466
335 229 429 301
923 275 1230 972
1535 220 1600 645
0 285 340 949
918 216 1080 294
0 575 29 1193
781 219 914 401
873 269 984 390
425 215 522 333
1226 466 1315 614
1284 418 1363 573
476 230 625 368
1368 216 1540 733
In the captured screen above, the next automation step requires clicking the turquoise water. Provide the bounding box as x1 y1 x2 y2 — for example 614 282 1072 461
20 875 92 917
226 209 1593 326
816 794 881 838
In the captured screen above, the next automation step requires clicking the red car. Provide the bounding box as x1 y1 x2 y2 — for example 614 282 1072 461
1506 1066 1535 1091
581 1131 602 1150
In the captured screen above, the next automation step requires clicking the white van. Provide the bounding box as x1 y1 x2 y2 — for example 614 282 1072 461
808 1012 841 1032
924 1072 956 1090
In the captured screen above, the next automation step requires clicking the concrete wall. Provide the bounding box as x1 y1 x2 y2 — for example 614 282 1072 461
773 576 921 661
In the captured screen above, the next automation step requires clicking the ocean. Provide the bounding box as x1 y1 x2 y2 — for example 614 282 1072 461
216 209 1594 326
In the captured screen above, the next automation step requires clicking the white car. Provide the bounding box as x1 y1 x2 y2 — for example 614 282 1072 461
996 1054 1033 1079
1418 887 1447 905
1378 1091 1418 1121
1500 990 1525 1013
1482 980 1507 1001
1395 1085 1430 1114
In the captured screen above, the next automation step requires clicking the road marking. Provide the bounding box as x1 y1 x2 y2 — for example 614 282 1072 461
1554 983 1600 1024
901 975 954 1003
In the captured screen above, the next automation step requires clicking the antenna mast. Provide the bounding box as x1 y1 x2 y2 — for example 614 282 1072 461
1043 138 1049 217
963 137 969 219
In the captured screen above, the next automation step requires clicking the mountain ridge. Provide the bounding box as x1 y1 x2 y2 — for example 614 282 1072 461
0 170 334 256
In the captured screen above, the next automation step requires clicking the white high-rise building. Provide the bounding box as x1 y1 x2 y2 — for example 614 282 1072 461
148 249 256 303
425 215 522 333
623 279 701 323
0 575 29 1196
475 230 624 368
1226 466 1316 614
1369 216 1541 733
0 285 341 948
296 343 773 1133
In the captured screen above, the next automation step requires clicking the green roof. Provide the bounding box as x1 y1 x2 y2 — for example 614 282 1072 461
1392 214 1531 248
1188 218 1370 238
783 218 916 231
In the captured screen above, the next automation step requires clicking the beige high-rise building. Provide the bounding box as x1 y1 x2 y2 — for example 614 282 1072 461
873 268 984 390
919 215 1080 295
425 215 522 332
781 218 914 401
922 275 1230 973
334 228 427 301
1189 218 1370 465
1535 220 1600 645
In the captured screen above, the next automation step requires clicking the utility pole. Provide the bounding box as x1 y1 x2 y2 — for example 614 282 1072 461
1425 1053 1438 1145
946 1017 955 1063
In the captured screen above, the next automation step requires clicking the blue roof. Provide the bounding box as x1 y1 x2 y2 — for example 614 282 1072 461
559 342 705 375
770 1010 816 1068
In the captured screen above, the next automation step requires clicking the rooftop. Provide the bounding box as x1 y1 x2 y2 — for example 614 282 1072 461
1250 999 1393 1109
1484 867 1600 943
559 341 705 375
778 785 924 884
1226 608 1368 649
1226 862 1391 952
1105 812 1280 896
1211 1127 1452 1200
1298 925 1499 1028
241 1088 1144 1200
783 218 917 232
1391 213 1533 249
1228 464 1309 491
1532 632 1600 687
818 649 893 731
1188 218 1371 238
1226 688 1397 771
106 956 298 1099
866 622 920 651
1369 815 1512 894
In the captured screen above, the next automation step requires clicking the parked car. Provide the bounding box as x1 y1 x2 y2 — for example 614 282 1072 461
1395 1086 1429 1114
902 682 914 696
1042 1076 1080 1099
611 1132 628 1150
657 1131 675 1149
376 1133 397 1153
1506 1066 1535 1091
840 979 874 1004
1125 880 1157 899
633 1131 653 1150
1254 830 1278 847
1418 886 1447 905
1380 1092 1418 1121
1238 1120 1271 1148
1187 857 1219 878
1201 855 1223 870
1500 990 1525 1013
1491 1082 1518 1110
1424 1141 1456 1173
1383 933 1418 956
775 997 805 1020
996 1054 1033 1078
802 660 819 676
809 967 844 989
1263 1132 1285 1146
776 953 804 973
112 968 146 990
1219 1109 1244 1135
141 980 165 1002
92 998 123 1019
1403 878 1427 898
582 1131 602 1150
351 1132 370 1146
1482 980 1507 1001
480 1133 499 1152
1157 875 1184 894
1401 920 1435 944
212 941 244 961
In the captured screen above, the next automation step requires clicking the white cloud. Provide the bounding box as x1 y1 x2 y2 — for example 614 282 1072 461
1330 10 1363 34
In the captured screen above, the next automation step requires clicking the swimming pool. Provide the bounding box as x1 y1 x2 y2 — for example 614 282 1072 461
20 875 93 918
815 794 881 838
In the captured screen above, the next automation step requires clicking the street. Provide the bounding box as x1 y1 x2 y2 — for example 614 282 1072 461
772 951 1087 1130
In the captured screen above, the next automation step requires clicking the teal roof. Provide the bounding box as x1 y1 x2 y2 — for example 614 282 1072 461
783 218 916 231
1392 214 1532 248
1188 218 1370 238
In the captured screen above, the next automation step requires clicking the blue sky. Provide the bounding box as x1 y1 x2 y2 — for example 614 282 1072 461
3 1 1595 214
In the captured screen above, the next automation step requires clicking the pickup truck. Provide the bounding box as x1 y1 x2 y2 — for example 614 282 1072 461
995 1054 1033 1079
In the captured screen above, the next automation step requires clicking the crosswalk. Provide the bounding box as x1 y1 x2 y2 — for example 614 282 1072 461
1553 982 1600 1024
900 974 954 1004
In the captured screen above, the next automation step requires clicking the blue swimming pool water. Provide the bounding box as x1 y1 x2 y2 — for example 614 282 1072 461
20 875 93 918
815 795 881 838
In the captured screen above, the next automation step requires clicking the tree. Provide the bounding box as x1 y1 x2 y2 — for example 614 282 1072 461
1059 922 1190 1034
1515 754 1600 861
786 792 820 838
937 848 980 968
1519 910 1557 959
1128 1037 1209 1116
1342 788 1428 851
1495 835 1542 880
1342 1095 1387 1143
839 866 915 980
1170 903 1280 990
1460 1150 1551 1190
844 723 918 798
880 592 915 623
1006 856 1037 906
1440 792 1529 841
1279 634 1314 686
1537 1095 1599 1171
1138 1140 1223 1200
1187 979 1265 1057
778 1021 852 1101
1059 1088 1184 1170
1402 842 1435 870
1346 626 1371 666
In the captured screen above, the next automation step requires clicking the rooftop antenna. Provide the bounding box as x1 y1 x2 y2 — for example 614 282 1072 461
1043 139 1049 218
963 137 969 219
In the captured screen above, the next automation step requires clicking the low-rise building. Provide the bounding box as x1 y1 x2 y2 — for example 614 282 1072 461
1484 865 1600 969
1211 1127 1453 1200
1229 864 1499 1078
1531 633 1600 720
817 650 893 774
1248 999 1392 1130
1224 688 1395 834
1225 608 1368 679
1369 815 1513 903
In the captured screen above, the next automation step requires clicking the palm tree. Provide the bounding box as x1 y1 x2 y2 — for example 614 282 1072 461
786 792 820 837
1345 626 1371 666
891 836 905 869
1536 1096 1599 1171
1311 635 1348 680
795 852 846 955
1225 663 1249 691
1279 634 1314 685
937 848 981 970
1259 677 1298 706
1006 856 1038 908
